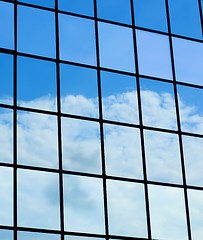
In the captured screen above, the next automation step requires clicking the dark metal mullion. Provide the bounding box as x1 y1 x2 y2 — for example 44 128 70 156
93 0 109 238
165 1 192 240
54 1 64 240
13 0 18 240
198 0 203 38
130 1 152 239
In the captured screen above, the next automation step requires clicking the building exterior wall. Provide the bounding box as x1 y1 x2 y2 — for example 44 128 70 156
0 0 203 239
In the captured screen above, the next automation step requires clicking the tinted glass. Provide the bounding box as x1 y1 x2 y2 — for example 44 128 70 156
18 0 54 8
18 231 60 240
0 230 13 240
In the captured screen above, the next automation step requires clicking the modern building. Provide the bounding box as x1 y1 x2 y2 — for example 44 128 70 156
1 0 203 239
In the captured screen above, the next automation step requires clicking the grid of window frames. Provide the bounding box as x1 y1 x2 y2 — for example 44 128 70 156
1 0 203 239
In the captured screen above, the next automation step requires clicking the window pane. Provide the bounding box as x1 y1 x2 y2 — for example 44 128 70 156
18 231 60 240
0 230 13 240
107 180 147 238
65 236 102 240
101 71 139 124
140 78 177 130
17 6 55 58
136 30 172 79
177 84 203 135
17 169 60 229
63 175 105 234
144 130 182 184
173 37 203 86
182 135 203 186
188 189 203 240
0 108 13 164
0 2 14 49
98 22 135 73
61 118 102 174
134 0 167 32
18 0 54 8
59 14 96 66
17 111 58 169
0 53 13 105
168 0 202 39
0 167 13 226
58 0 94 17
60 64 99 118
104 124 143 179
17 56 57 111
148 185 188 240
97 0 131 24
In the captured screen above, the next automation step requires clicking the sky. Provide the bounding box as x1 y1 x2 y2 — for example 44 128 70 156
1 0 203 240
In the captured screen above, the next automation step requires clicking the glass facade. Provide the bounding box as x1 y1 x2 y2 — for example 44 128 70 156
0 0 203 239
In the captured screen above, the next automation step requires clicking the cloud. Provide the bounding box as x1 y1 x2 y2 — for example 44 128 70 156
0 88 203 239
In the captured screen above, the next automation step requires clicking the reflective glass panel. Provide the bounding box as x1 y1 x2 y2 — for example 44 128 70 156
168 0 202 39
0 230 13 240
0 2 14 49
63 174 105 234
17 5 55 58
17 169 60 229
0 166 13 226
18 0 54 8
107 180 147 238
0 108 13 164
97 0 131 24
148 185 188 240
58 0 94 17
173 37 203 86
65 236 102 240
182 135 203 186
18 231 60 240
144 130 182 184
61 118 102 174
101 71 139 124
188 189 203 240
0 53 13 105
60 64 99 118
17 111 58 169
140 78 177 130
17 56 57 111
136 30 172 79
177 84 203 135
59 14 96 65
98 22 135 73
104 124 143 179
133 0 167 32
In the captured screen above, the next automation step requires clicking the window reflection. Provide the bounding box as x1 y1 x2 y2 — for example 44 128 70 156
0 53 13 105
140 78 177 130
17 111 58 169
136 30 172 79
18 231 60 240
104 124 143 179
168 0 202 39
144 130 182 184
148 185 188 240
63 174 105 234
0 108 13 164
62 117 102 174
182 135 203 186
107 180 147 238
17 5 55 58
0 230 13 240
18 0 54 8
60 64 99 118
17 56 57 112
98 22 135 73
0 167 13 226
173 37 203 86
97 0 131 24
0 1 14 50
59 14 96 65
134 0 168 32
101 71 139 124
177 84 203 135
17 169 60 229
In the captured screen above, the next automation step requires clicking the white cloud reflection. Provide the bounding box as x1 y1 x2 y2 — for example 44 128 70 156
0 88 203 239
